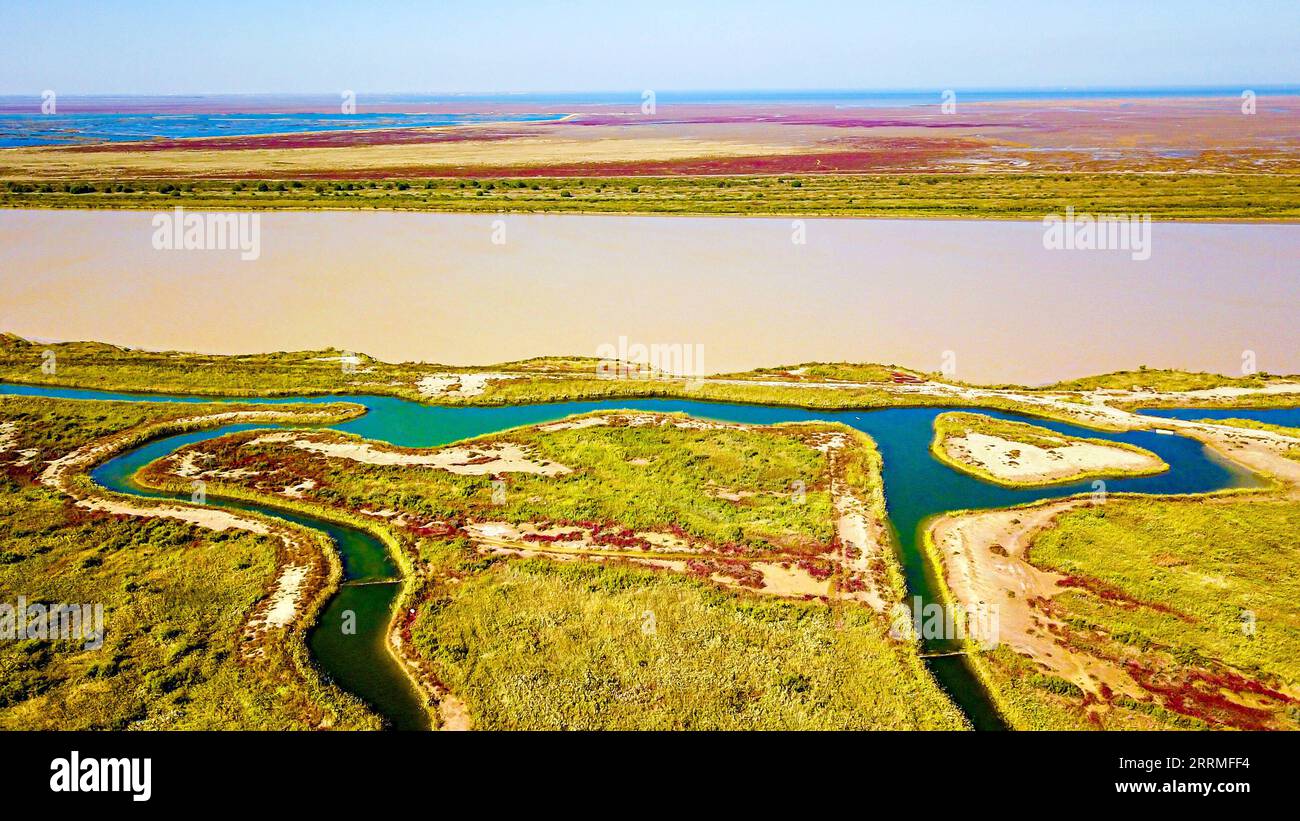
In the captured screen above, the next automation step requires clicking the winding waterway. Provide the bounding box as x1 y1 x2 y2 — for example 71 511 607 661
1 383 1267 730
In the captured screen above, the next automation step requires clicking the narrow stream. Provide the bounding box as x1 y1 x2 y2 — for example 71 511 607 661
1 383 1265 730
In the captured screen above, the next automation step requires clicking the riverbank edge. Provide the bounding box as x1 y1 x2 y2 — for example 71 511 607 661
806 422 973 729
3 168 1299 222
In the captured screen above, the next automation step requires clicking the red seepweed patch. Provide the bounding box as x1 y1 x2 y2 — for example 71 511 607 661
1125 660 1296 730
797 558 835 581
1054 573 1192 621
685 558 765 589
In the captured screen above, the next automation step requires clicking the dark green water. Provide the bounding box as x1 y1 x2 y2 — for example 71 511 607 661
2 383 1268 730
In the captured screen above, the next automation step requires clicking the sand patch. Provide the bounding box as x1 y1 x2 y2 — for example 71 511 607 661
621 413 741 431
1149 382 1300 402
247 564 310 630
0 422 37 466
1171 422 1300 494
538 416 610 432
466 521 693 555
251 432 570 476
751 561 831 597
170 450 260 481
416 371 523 398
416 375 459 396
707 486 757 502
474 535 834 601
282 478 318 498
465 520 843 601
542 411 749 434
810 431 895 612
437 694 472 731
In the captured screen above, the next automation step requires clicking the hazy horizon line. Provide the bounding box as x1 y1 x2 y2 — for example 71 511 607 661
3 84 1298 99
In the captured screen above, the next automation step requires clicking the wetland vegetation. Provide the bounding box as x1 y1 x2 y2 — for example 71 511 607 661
3 173 1298 220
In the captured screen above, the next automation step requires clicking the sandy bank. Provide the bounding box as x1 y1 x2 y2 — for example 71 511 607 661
929 501 1146 702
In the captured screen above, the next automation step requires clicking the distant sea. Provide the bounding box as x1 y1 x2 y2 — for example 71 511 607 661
0 111 565 148
0 87 1294 147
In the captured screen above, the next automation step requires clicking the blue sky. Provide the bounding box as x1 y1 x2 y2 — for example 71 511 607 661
3 0 1298 94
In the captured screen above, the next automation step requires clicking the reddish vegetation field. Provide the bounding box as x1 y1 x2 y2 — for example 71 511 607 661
245 137 986 179
7 96 1299 179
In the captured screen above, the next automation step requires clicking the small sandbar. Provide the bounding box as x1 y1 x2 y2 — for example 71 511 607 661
933 411 1167 486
